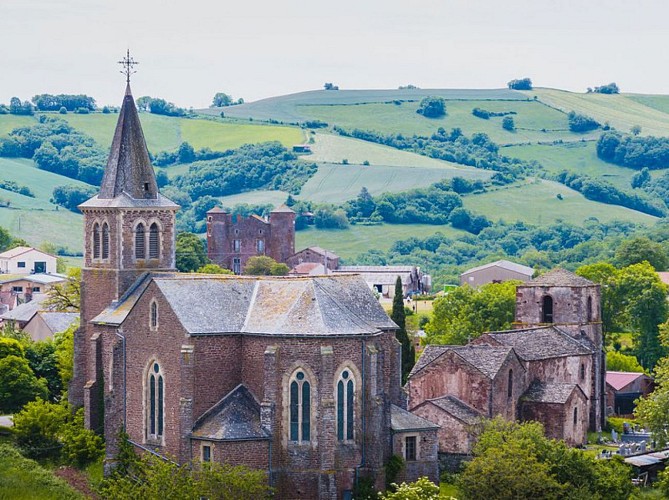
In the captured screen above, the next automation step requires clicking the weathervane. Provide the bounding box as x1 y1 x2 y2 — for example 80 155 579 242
118 49 139 84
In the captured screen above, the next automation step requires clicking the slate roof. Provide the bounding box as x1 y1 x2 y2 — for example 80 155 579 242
192 385 269 441
337 265 415 273
390 404 439 432
270 204 295 213
93 273 397 336
426 395 483 425
409 344 513 380
0 293 48 322
296 246 339 260
481 326 592 360
606 371 651 391
38 312 79 334
79 84 178 210
461 260 534 277
522 381 585 404
0 273 67 285
525 268 594 287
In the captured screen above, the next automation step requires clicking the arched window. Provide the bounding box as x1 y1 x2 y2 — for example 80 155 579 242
507 369 513 398
289 370 311 443
101 223 110 260
542 295 554 323
135 223 146 259
93 223 100 259
587 296 593 322
573 406 578 427
147 362 164 440
337 369 355 441
149 223 159 259
150 301 158 329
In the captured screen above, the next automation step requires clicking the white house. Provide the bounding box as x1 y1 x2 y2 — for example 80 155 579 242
0 247 58 275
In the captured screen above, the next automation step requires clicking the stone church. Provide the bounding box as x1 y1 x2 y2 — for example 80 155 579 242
406 269 605 459
70 83 438 499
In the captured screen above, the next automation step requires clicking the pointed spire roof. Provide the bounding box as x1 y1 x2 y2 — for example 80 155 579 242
98 84 158 200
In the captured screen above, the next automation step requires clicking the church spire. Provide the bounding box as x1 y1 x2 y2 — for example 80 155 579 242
98 51 158 200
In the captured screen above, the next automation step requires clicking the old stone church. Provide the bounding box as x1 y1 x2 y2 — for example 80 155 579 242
406 269 605 458
70 83 438 499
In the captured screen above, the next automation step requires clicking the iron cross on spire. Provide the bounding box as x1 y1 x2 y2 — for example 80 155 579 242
118 49 139 84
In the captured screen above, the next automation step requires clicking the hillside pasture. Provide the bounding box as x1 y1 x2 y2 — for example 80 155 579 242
527 89 669 138
200 88 528 123
503 141 649 190
463 179 657 226
295 223 465 261
0 115 36 136
298 100 592 145
626 94 669 115
218 190 291 208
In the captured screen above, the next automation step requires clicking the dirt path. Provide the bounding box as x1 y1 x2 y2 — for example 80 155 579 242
54 466 98 499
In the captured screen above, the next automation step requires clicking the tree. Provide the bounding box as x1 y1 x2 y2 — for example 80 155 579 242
416 97 446 118
636 354 669 446
501 116 515 131
507 78 532 90
244 256 289 276
0 356 48 413
631 125 642 136
593 82 620 94
568 111 600 132
425 281 519 345
44 268 81 311
631 167 651 188
391 277 414 383
196 263 233 274
614 236 668 271
211 92 233 107
177 142 196 163
606 351 644 373
323 83 339 90
176 233 209 272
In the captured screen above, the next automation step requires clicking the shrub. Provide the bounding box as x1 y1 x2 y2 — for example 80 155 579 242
507 78 532 90
568 112 600 132
502 116 515 131
416 97 446 118
0 356 48 413
58 106 67 114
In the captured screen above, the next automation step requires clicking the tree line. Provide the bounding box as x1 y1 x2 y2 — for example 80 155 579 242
597 131 669 169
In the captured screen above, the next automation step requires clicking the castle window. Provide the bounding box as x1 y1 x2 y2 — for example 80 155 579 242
573 406 578 427
337 369 355 441
507 369 513 398
135 223 146 259
233 240 241 253
202 445 211 462
542 295 553 323
587 296 593 322
93 223 100 259
150 301 158 330
405 436 416 461
101 223 110 259
147 362 164 440
233 258 241 274
580 363 585 381
257 239 265 254
149 223 159 259
289 370 311 443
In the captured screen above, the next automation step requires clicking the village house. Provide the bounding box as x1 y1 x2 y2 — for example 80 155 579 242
459 259 534 287
0 273 67 309
71 82 438 499
606 371 654 416
333 265 430 298
406 269 604 465
0 246 57 275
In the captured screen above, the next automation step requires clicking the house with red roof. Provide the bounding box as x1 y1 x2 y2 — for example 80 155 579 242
606 371 653 416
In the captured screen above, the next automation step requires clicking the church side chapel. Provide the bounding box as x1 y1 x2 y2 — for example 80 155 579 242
70 54 438 500
406 268 605 462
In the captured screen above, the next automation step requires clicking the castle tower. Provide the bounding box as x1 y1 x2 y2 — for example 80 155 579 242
514 268 604 431
71 82 179 428
267 204 295 263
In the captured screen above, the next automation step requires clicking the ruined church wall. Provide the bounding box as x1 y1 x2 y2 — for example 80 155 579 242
412 404 475 454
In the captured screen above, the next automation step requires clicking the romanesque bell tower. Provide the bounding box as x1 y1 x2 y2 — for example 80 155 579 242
71 57 179 429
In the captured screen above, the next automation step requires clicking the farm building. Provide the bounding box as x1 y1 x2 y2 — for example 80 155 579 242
333 265 430 297
0 246 57 275
407 269 604 464
606 371 653 416
72 82 436 499
286 246 339 271
460 259 534 287
0 273 67 310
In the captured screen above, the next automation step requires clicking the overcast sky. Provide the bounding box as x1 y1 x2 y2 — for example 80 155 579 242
1 0 666 108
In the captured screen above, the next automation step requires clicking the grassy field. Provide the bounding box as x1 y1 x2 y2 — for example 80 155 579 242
527 88 669 138
298 100 590 145
0 158 84 252
0 444 82 499
503 141 652 190
200 88 529 122
463 179 658 226
626 94 669 114
295 223 464 260
0 115 36 136
218 190 291 207
60 113 303 153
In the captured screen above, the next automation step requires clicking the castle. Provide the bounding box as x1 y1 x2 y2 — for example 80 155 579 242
71 83 437 498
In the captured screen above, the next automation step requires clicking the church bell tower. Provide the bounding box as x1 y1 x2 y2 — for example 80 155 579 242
71 52 179 423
